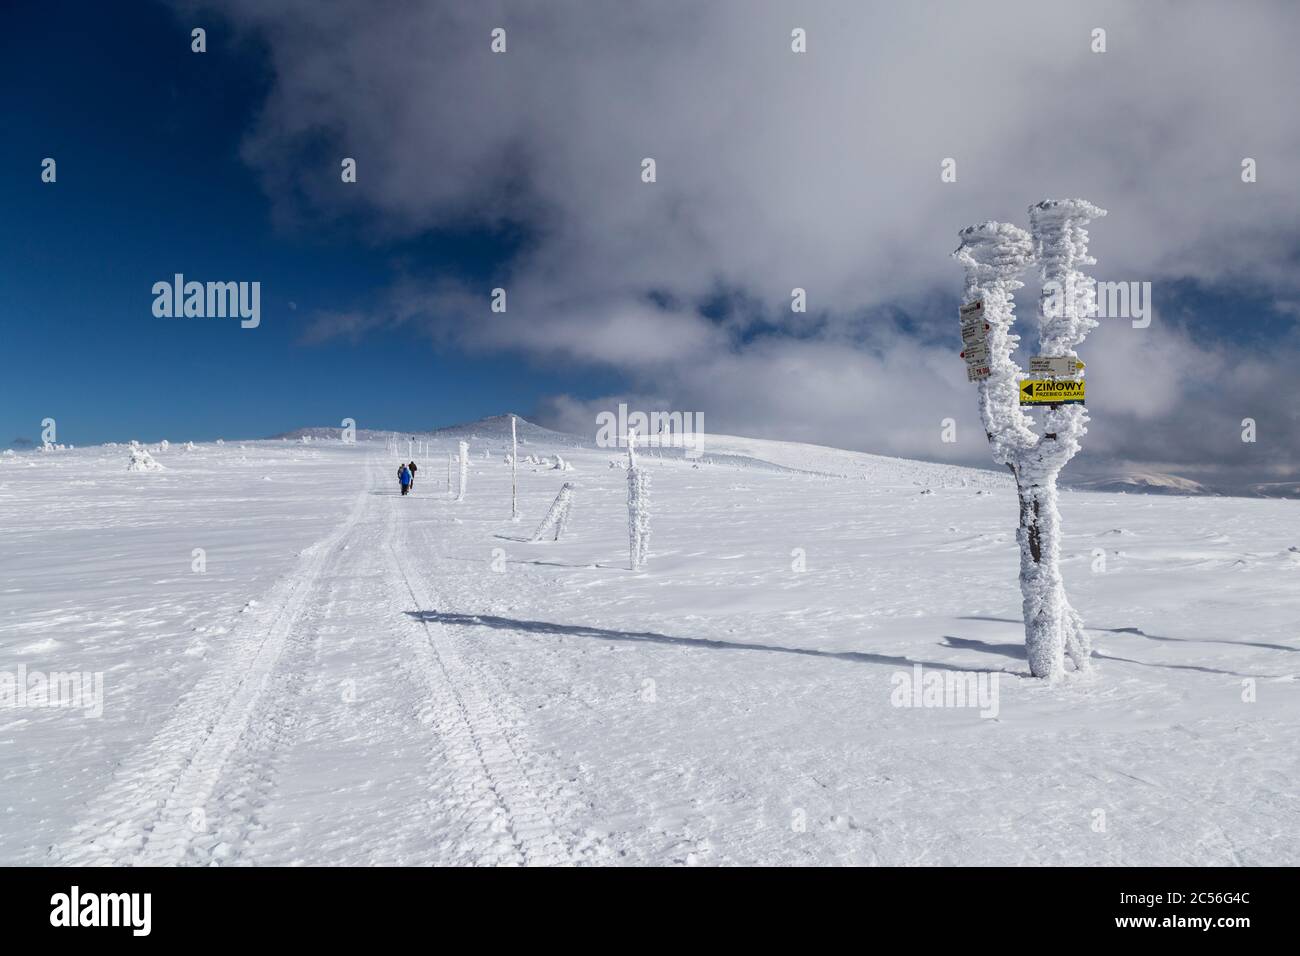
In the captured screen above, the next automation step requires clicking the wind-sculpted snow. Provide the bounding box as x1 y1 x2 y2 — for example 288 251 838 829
1 433 1296 865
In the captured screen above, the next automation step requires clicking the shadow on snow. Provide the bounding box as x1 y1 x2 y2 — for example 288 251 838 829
406 611 1017 674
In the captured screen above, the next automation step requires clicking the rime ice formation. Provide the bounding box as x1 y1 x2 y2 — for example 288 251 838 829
126 445 165 472
954 199 1106 680
626 430 651 571
457 441 469 501
510 415 520 521
531 482 576 542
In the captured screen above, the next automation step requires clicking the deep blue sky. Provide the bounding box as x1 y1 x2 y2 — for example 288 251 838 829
0 1 613 446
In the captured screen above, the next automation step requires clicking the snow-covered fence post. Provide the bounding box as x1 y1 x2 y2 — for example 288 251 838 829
530 482 575 541
953 199 1105 680
626 429 651 570
510 415 520 521
446 453 452 495
457 440 469 501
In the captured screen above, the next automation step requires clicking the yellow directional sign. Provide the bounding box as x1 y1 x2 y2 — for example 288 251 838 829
1020 379 1085 405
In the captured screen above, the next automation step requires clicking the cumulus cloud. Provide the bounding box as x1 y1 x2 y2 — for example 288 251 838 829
179 0 1300 487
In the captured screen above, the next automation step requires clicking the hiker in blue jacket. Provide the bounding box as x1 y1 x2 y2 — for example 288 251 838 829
398 463 411 496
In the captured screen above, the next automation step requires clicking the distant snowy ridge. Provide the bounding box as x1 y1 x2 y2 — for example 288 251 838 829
1065 471 1214 496
696 433 1011 489
258 416 1282 499
269 414 582 448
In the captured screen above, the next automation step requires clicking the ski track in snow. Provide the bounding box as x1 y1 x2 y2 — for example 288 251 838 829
384 516 579 865
49 457 592 866
53 470 374 866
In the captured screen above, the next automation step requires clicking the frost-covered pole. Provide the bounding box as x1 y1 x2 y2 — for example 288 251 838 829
626 429 650 570
954 200 1105 680
531 481 575 541
446 452 452 495
457 440 469 501
510 415 519 520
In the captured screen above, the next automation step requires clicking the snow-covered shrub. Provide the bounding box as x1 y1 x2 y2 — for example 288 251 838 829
127 446 165 472
531 482 576 542
158 440 169 452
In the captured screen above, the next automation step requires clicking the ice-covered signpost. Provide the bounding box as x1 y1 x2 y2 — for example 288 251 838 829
626 428 650 570
953 199 1105 680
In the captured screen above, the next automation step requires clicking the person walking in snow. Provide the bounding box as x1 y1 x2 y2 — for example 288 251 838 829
398 463 411 496
407 460 418 492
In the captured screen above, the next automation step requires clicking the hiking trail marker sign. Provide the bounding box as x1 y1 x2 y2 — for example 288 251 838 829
1020 379 1085 405
1029 356 1085 377
959 299 992 381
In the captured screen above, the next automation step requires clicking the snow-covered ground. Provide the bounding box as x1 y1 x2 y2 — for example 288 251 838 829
1 424 1296 865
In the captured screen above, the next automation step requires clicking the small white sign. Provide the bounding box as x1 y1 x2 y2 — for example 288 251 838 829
967 363 992 382
959 299 985 321
960 320 990 345
961 341 989 364
1029 356 1084 377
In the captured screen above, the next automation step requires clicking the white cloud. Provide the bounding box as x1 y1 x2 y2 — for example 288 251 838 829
180 0 1300 485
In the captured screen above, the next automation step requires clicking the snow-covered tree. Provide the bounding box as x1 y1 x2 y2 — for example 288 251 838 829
531 482 575 541
457 440 469 501
953 198 1105 680
627 430 651 570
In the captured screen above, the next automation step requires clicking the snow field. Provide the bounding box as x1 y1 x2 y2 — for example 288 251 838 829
1 428 1295 865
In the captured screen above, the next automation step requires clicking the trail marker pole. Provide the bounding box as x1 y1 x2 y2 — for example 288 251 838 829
954 198 1105 680
511 415 520 521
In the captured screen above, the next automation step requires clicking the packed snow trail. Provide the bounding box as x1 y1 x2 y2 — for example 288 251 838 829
384 509 575 865
54 469 372 866
51 457 588 866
